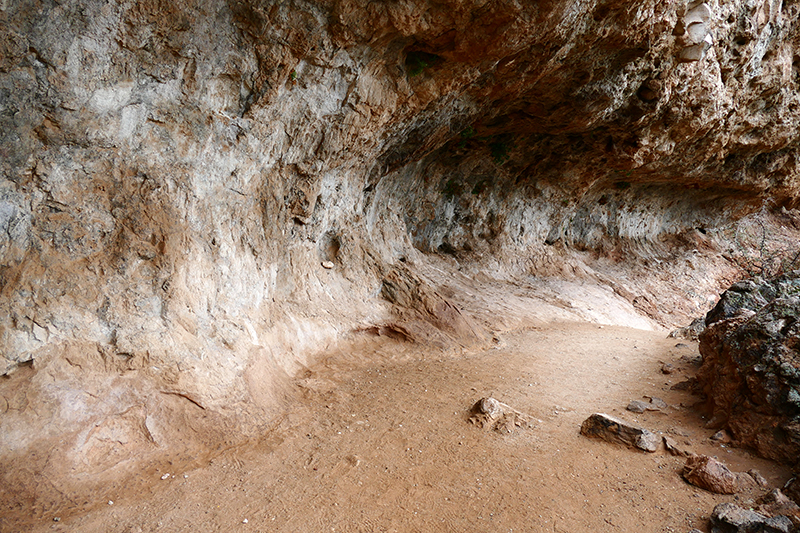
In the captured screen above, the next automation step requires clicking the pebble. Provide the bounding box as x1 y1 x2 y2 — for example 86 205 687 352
321 261 334 269
108 500 114 505
243 519 248 524
626 400 650 413
161 473 170 480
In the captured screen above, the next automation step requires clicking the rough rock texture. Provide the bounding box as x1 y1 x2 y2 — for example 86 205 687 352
3 0 800 518
682 454 739 494
579 412 660 452
756 489 800 529
710 503 794 533
698 272 800 463
468 396 536 433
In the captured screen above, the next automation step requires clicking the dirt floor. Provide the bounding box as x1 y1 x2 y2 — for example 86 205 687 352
14 320 792 533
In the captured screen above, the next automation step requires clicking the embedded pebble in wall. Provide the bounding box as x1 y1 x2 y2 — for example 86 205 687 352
677 2 714 62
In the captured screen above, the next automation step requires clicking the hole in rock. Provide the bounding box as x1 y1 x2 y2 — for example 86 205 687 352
320 232 341 262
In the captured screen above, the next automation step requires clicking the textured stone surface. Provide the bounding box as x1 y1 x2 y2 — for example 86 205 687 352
683 454 739 494
468 397 535 434
580 413 660 452
698 272 800 464
2 0 800 517
710 502 793 533
756 489 800 529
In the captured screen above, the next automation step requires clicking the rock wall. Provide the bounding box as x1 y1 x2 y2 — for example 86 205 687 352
2 0 800 518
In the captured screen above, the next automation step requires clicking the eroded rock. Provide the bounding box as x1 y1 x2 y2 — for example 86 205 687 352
469 397 535 434
710 502 793 533
580 413 660 452
682 454 738 494
664 436 693 457
756 490 800 529
698 272 800 463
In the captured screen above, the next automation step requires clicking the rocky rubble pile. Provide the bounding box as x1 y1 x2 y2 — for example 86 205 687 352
697 271 800 464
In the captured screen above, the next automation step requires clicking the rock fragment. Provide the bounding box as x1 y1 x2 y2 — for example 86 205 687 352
580 413 660 452
711 429 732 443
682 454 738 494
710 502 793 533
735 471 760 491
469 397 535 434
647 397 668 410
626 400 650 413
321 261 334 269
669 317 706 341
627 397 665 413
748 469 769 488
756 490 800 528
663 436 692 457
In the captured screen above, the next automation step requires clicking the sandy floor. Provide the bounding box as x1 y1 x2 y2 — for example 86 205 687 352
20 321 790 533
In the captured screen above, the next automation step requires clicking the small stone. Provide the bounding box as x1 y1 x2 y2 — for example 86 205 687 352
663 436 692 457
243 519 248 524
53 517 61 522
161 473 170 480
468 397 535 434
670 379 694 391
756 489 800 527
580 413 660 452
710 502 793 533
108 500 114 505
748 469 769 488
648 396 668 410
736 472 760 491
682 454 738 494
661 363 675 374
626 400 650 413
321 261 334 269
479 397 502 418
711 429 732 443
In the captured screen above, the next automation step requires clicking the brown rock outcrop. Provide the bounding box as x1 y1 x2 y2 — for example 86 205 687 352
698 272 800 464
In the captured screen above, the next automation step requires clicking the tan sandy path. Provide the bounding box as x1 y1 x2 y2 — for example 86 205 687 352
30 322 790 533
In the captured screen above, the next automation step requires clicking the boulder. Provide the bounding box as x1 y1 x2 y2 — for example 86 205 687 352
580 413 660 452
697 272 800 464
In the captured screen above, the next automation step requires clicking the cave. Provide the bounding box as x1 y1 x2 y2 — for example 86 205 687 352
2 0 800 530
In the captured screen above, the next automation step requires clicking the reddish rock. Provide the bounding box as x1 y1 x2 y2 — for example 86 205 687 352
682 454 738 494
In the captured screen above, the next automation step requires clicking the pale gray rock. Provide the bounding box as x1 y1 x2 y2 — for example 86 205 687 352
626 400 650 413
710 502 793 533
